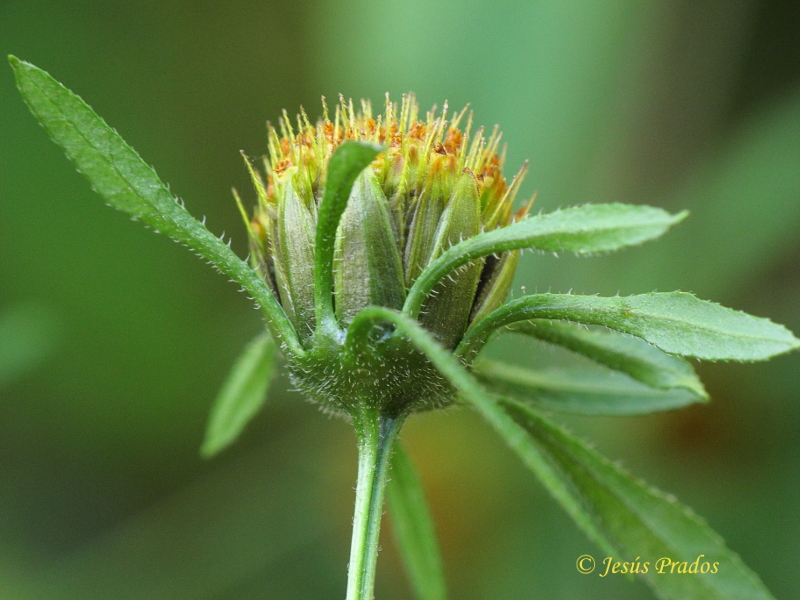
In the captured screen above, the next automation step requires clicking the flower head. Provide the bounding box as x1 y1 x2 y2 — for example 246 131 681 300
235 94 532 415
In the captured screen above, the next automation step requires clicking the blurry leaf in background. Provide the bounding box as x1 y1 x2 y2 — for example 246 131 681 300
0 302 59 388
387 442 447 600
201 331 276 457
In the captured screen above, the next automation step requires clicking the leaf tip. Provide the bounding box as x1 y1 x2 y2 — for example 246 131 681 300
672 209 690 224
8 54 20 69
359 140 386 153
790 334 800 351
199 436 225 459
339 139 386 159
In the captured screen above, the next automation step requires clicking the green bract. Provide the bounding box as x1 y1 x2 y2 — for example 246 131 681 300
12 56 799 600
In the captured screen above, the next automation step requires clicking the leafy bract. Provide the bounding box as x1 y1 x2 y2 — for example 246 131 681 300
9 57 301 355
458 292 800 361
504 320 707 398
404 204 687 317
500 400 776 600
313 140 383 327
386 442 447 600
201 332 276 457
346 306 775 600
474 360 702 415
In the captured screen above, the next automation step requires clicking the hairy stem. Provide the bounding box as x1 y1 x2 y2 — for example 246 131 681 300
346 408 404 600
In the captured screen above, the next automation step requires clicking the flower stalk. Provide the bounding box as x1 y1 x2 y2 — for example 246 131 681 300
347 409 405 600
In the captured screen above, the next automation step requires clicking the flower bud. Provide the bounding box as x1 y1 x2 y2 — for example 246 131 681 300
237 94 532 414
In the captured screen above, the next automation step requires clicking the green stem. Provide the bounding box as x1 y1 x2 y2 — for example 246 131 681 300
346 409 404 600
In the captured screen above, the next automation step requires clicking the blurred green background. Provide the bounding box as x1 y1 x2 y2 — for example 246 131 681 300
2 1 799 598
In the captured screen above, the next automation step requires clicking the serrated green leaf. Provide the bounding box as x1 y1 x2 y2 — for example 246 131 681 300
474 360 702 415
404 204 687 318
506 320 707 398
313 140 384 328
9 57 301 356
201 332 276 457
499 400 776 600
387 442 447 600
345 307 775 600
458 292 800 361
